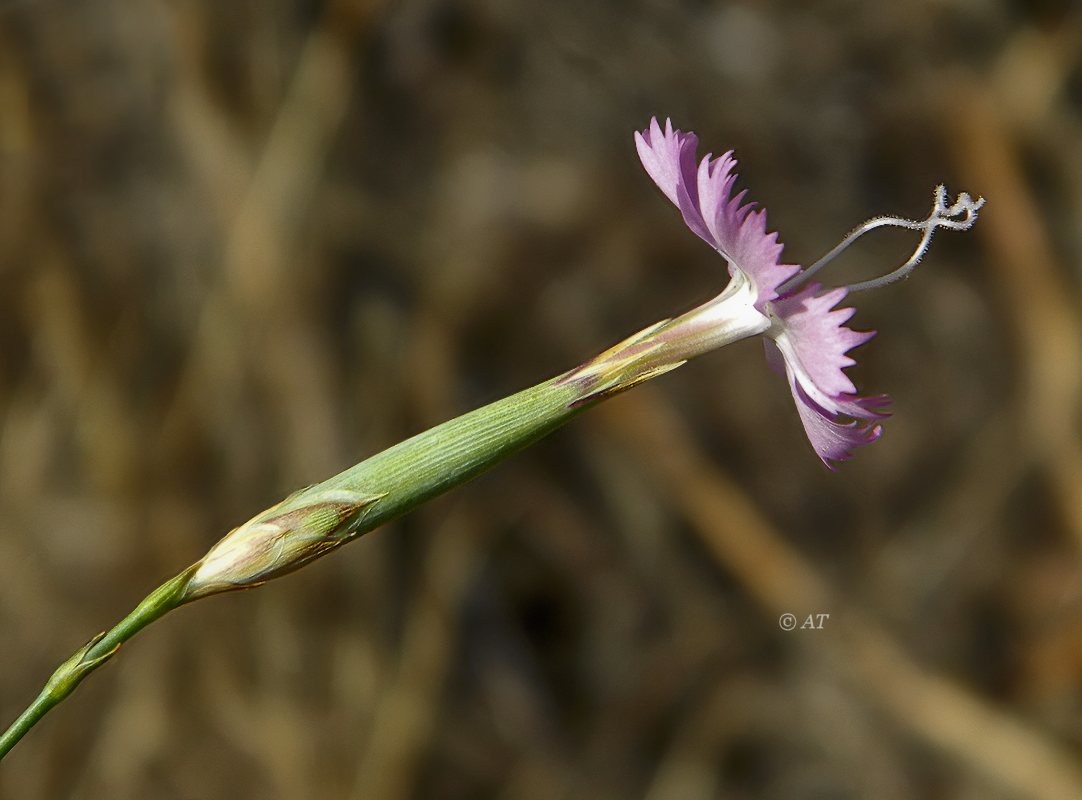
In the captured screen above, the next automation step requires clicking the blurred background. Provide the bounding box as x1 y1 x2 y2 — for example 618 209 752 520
1 0 1081 797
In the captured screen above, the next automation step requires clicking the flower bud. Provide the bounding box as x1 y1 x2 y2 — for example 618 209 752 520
185 488 384 600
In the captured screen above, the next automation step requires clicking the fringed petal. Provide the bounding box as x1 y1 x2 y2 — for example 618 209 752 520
765 340 885 468
764 281 890 467
635 117 799 306
770 282 890 419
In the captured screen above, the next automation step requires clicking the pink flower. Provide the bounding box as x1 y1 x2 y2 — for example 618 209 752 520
635 118 982 467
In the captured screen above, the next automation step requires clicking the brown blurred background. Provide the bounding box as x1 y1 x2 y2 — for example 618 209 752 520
1 0 1081 798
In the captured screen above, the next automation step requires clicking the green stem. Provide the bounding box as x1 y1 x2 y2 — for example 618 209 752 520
0 368 620 762
0 568 195 760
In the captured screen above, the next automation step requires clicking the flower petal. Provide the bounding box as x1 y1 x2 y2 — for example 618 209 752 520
634 118 716 248
769 282 889 419
635 117 798 306
763 280 890 467
765 341 885 468
790 373 884 468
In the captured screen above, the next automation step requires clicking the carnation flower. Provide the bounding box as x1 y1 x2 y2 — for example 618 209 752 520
632 117 983 467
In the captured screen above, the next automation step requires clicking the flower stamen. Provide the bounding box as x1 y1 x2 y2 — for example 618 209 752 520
779 185 985 294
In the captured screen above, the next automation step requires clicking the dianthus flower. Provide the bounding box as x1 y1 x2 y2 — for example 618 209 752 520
0 120 987 760
630 118 983 467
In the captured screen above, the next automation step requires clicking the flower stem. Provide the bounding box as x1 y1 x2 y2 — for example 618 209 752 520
0 567 196 760
0 364 645 760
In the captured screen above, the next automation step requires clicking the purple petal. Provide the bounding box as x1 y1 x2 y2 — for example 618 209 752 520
634 118 693 210
634 118 715 248
790 374 884 469
770 282 888 416
764 281 890 467
635 117 799 305
833 392 892 420
765 341 884 468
